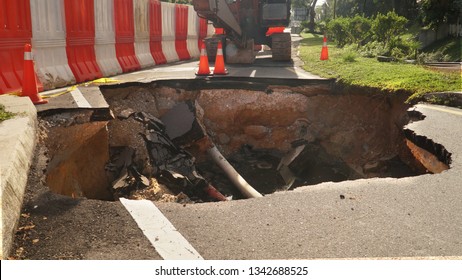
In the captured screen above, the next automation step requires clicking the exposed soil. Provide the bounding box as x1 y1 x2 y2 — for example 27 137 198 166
9 123 161 260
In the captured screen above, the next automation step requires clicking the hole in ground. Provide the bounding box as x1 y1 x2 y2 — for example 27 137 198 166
40 79 450 202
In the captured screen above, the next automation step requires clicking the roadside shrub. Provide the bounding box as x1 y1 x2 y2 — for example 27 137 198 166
359 41 388 57
342 52 358 62
388 37 420 60
327 17 350 47
348 15 373 47
372 11 408 47
316 20 328 34
327 12 420 61
341 45 358 62
416 51 451 64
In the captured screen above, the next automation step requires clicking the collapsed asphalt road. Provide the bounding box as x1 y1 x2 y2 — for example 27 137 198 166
10 103 462 260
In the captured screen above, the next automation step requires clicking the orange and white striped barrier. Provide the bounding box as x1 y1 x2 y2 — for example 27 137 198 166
1 1 207 95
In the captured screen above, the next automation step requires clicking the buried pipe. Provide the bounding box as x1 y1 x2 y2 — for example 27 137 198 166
207 145 263 199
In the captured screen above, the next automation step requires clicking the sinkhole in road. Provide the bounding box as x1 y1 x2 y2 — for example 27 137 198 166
42 79 450 202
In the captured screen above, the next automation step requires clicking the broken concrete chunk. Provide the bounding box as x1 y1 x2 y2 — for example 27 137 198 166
106 146 135 183
133 112 165 132
117 108 136 119
134 109 224 201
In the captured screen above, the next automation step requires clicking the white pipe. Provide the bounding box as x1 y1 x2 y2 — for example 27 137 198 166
207 145 263 199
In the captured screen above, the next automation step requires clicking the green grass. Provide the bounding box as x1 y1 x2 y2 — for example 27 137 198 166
299 33 461 102
0 104 15 122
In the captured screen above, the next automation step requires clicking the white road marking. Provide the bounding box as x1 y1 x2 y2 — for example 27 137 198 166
417 104 462 117
250 70 256 77
119 198 203 260
70 88 92 108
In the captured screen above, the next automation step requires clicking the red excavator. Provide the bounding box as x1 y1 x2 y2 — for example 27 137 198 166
193 0 292 63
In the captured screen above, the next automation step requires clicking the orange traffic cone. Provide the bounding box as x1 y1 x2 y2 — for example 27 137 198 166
22 44 47 104
320 35 329 61
196 41 211 76
213 41 228 75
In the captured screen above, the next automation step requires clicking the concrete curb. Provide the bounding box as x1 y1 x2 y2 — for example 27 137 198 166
0 95 37 259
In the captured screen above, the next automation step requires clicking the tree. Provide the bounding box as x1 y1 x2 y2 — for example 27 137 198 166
321 0 419 20
373 11 408 46
308 0 318 32
420 0 462 27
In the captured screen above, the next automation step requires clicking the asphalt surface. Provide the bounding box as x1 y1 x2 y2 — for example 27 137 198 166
9 36 462 260
109 50 322 84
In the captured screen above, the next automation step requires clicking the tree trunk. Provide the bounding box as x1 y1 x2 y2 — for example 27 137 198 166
333 0 336 19
308 0 318 33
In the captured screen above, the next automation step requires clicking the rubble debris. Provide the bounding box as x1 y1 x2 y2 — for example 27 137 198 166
128 178 191 203
117 108 136 119
106 147 150 198
135 112 203 189
135 111 227 201
105 111 227 202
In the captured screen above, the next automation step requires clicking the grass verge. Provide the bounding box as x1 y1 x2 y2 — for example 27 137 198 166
298 33 461 103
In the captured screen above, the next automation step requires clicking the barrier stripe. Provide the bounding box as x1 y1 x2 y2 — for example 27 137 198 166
94 0 123 77
175 4 191 60
161 2 179 63
114 0 141 72
1 1 209 94
0 0 36 95
120 198 203 260
30 0 76 91
134 0 156 68
186 5 200 58
149 0 167 64
64 0 102 82
198 17 209 50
